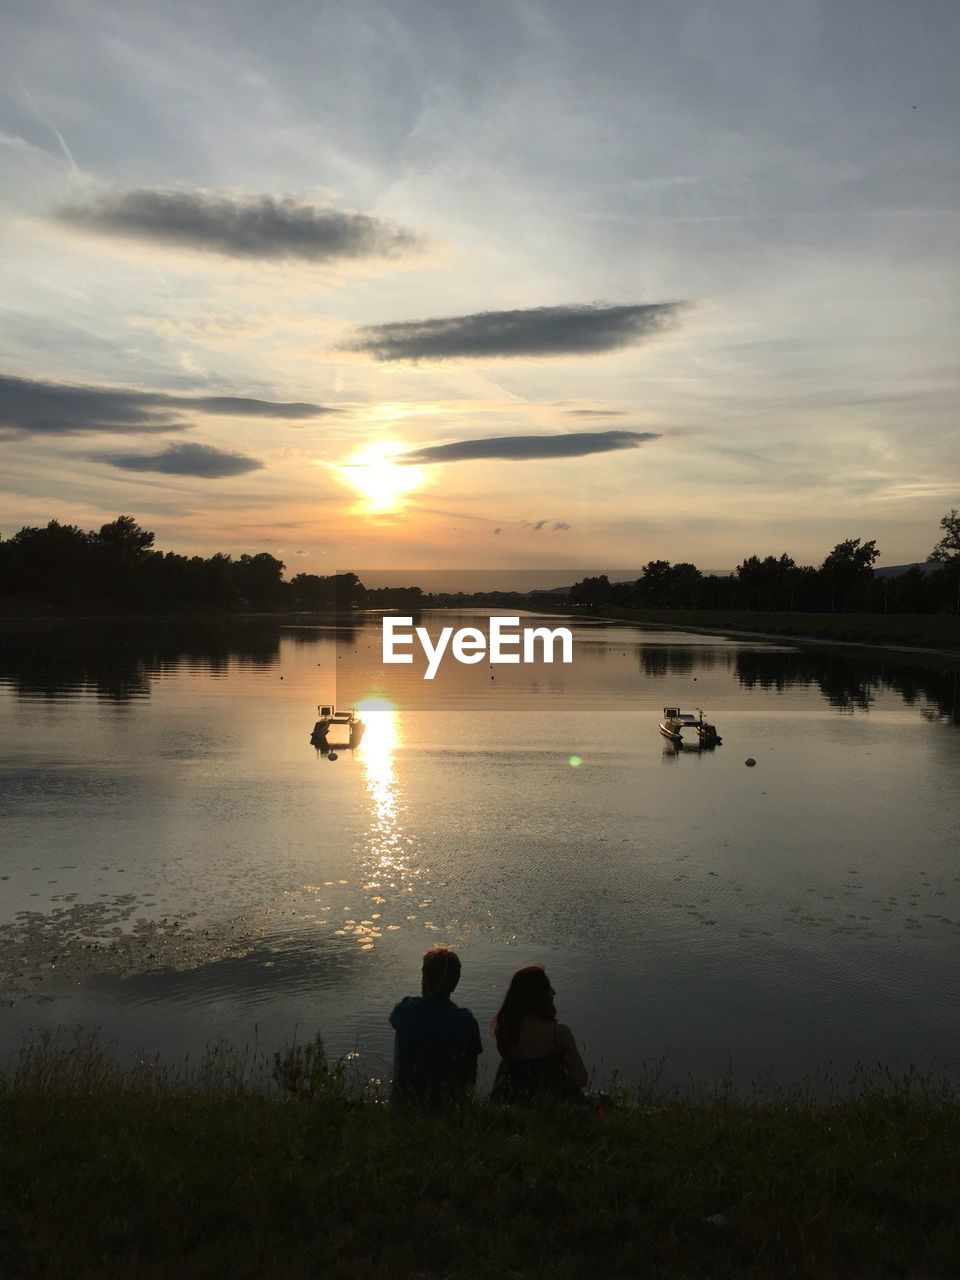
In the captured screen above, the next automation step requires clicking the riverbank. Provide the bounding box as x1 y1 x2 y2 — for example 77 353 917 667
575 606 960 656
2 1036 957 1278
0 606 359 624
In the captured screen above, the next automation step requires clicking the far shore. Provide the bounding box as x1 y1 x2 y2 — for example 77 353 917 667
545 604 960 658
2 602 959 658
0 607 364 626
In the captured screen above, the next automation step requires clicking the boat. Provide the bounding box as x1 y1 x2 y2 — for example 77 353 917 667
658 707 722 747
310 704 365 750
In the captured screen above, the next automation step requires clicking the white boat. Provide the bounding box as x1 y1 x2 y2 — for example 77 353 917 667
658 707 722 746
311 704 365 748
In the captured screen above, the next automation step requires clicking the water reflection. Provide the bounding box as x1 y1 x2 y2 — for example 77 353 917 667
0 620 285 701
661 740 720 761
358 700 401 848
0 620 363 703
640 646 708 678
2 614 959 1088
735 649 960 722
354 702 420 944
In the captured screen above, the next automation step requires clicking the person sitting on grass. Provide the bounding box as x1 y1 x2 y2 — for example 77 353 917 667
389 945 482 1105
490 964 589 1105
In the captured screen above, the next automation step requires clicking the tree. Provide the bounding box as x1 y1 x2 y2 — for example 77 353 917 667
929 508 960 562
820 538 879 576
638 560 673 607
666 562 702 608
569 575 613 607
736 553 797 610
95 515 155 558
232 553 286 609
928 509 960 613
820 538 879 611
0 520 94 605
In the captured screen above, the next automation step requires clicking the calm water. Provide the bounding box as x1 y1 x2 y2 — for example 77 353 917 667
1 613 958 1092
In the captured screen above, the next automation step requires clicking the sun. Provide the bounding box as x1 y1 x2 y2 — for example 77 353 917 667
337 441 425 514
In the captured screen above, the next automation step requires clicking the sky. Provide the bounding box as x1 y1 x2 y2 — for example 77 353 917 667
1 0 958 578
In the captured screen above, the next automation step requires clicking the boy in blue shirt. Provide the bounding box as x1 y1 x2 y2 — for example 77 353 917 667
389 946 482 1105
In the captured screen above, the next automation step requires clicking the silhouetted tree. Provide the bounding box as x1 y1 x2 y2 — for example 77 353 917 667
232 553 286 610
95 516 155 558
928 509 960 612
929 509 960 562
638 561 673 607
820 538 879 611
569 574 614 607
0 520 93 607
735 553 797 610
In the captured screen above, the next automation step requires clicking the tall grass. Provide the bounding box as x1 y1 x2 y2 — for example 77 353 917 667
1 1030 958 1278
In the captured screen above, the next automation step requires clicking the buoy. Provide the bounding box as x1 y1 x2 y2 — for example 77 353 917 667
327 752 339 762
745 758 756 767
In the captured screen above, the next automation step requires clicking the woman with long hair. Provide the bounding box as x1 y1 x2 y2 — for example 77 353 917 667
490 964 588 1103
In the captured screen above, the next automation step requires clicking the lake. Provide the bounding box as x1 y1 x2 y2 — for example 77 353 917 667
1 612 958 1094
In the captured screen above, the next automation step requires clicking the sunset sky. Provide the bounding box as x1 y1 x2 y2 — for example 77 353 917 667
1 0 958 577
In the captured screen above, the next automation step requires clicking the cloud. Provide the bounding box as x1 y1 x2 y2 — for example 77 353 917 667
402 429 660 464
342 303 685 361
101 442 263 478
513 518 571 533
566 408 628 418
0 373 333 436
55 189 421 262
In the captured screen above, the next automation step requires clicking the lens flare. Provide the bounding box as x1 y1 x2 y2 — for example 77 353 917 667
337 441 424 513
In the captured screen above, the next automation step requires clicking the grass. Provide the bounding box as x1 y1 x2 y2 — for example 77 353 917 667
1 1032 958 1278
587 608 960 653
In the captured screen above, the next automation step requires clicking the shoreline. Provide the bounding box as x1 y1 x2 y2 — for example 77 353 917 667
3 604 959 658
560 605 960 659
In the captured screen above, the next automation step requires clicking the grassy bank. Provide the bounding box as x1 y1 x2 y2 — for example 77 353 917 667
583 607 960 654
1 1036 958 1278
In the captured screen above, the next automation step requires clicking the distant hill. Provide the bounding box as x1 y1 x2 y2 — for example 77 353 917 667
873 562 940 578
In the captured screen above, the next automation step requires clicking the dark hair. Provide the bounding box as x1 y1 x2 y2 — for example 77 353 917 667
421 945 461 996
492 965 557 1055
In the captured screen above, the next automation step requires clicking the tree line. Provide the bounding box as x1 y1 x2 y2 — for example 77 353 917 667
567 514 960 615
0 516 418 614
1 511 958 616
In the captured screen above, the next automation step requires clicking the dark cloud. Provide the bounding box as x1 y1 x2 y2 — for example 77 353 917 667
101 442 263 478
566 408 628 418
518 519 570 532
343 303 685 361
170 395 325 417
402 429 660 464
0 373 332 436
56 189 421 262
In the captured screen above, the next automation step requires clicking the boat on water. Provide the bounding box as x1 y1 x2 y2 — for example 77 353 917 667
310 704 365 750
658 706 722 747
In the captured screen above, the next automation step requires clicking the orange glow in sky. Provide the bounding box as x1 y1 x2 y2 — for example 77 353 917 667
336 442 426 514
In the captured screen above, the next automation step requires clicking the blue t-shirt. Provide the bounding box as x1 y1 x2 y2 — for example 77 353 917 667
389 994 483 1103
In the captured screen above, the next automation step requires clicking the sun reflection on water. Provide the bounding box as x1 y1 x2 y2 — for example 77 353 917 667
356 700 410 888
358 699 398 818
